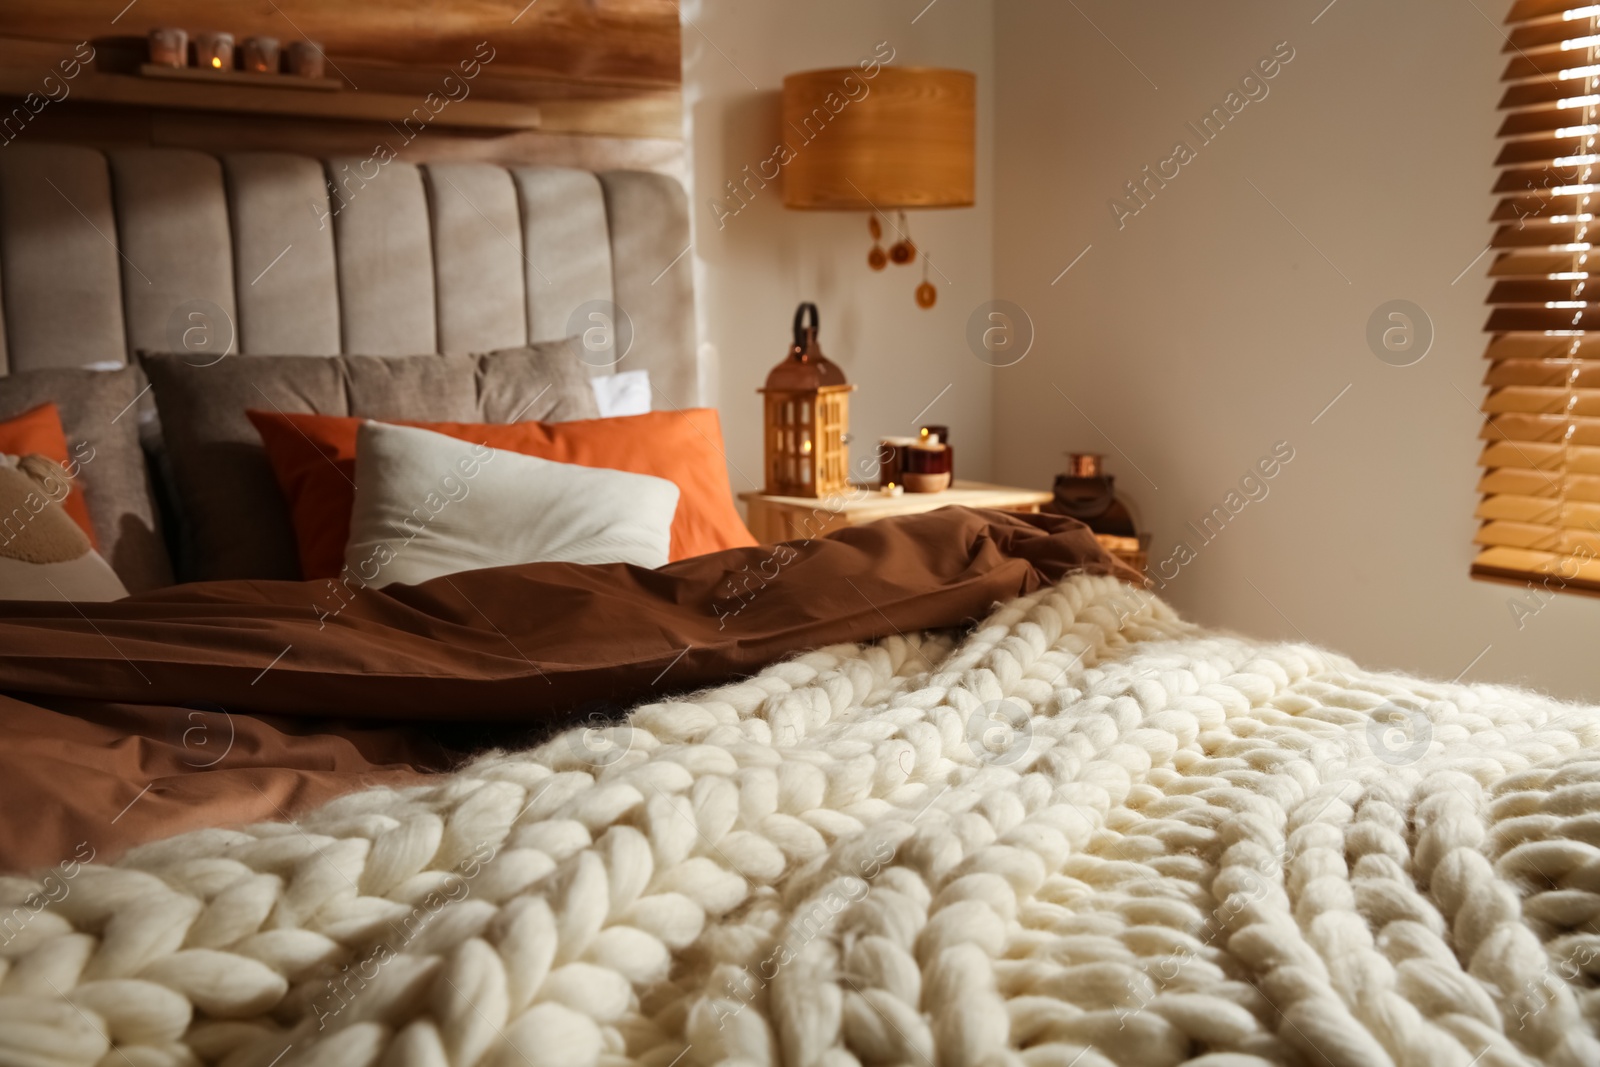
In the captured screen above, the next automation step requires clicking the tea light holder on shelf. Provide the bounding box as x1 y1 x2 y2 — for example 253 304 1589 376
761 302 854 498
241 36 280 74
193 31 234 71
287 40 325 79
148 28 187 68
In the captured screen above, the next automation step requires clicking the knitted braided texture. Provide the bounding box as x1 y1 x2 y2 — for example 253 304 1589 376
3 573 1599 1067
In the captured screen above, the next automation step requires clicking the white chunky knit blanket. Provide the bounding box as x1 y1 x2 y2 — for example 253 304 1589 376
4 573 1600 1067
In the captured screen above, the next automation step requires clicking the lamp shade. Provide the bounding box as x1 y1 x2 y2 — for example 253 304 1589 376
781 66 975 211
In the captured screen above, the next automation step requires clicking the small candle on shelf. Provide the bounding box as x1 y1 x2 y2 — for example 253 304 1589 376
287 40 325 79
880 481 904 497
148 28 187 68
241 36 280 74
193 31 234 70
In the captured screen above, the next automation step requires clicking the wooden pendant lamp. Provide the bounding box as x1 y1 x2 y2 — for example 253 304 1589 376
781 66 975 308
780 66 975 209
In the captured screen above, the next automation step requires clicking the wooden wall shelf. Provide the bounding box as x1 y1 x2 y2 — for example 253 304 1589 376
0 66 543 131
138 63 341 92
0 35 682 141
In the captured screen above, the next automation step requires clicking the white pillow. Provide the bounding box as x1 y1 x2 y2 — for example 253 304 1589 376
344 421 679 589
589 369 652 418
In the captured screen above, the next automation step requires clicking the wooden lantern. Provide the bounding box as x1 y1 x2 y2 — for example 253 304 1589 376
762 302 854 498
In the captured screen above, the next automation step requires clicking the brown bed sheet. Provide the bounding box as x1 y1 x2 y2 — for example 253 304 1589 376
0 507 1133 871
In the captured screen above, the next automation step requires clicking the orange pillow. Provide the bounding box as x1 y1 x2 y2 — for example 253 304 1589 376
248 408 756 580
0 403 97 547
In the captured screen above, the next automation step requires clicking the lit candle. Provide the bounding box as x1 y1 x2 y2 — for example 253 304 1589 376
193 31 234 71
881 481 904 497
241 36 280 74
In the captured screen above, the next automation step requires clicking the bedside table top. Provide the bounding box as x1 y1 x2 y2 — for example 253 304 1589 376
740 480 1053 518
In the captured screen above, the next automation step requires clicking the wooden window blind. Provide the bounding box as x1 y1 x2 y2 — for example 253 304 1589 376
1474 0 1600 590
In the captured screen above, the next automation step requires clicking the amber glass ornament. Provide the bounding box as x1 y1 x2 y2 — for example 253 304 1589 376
867 215 888 271
888 210 916 265
915 257 936 308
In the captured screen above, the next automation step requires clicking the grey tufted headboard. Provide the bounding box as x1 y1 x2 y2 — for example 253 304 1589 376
0 145 698 405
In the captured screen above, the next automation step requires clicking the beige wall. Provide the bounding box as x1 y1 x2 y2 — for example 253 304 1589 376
682 1 1600 702
681 0 994 497
991 1 1600 701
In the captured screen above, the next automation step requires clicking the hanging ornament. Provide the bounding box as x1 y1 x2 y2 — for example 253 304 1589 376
866 214 887 271
915 256 936 309
888 210 916 265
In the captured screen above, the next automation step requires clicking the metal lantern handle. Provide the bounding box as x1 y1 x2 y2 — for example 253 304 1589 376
792 302 820 348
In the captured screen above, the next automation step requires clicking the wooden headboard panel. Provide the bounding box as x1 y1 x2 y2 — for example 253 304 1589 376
0 0 683 176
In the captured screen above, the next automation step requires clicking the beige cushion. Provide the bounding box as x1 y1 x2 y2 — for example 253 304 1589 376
0 454 127 602
142 341 602 581
473 343 601 424
0 553 126 601
345 421 678 588
0 367 171 591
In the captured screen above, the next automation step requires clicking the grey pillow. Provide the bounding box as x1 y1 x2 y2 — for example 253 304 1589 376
0 366 173 592
141 340 601 582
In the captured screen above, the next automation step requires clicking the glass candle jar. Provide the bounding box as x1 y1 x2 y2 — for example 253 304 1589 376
877 436 915 488
917 425 954 479
902 442 952 493
148 28 187 68
287 40 325 79
193 31 234 71
241 36 280 74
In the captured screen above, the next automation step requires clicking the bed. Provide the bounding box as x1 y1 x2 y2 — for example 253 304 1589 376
0 147 1597 1067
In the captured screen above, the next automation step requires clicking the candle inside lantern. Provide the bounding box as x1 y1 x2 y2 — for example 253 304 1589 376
193 31 234 70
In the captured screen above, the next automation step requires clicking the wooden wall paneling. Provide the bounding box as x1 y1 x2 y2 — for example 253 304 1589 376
0 1 683 148
0 0 681 87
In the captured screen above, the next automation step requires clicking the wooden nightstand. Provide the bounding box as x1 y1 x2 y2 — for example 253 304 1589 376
739 480 1054 544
